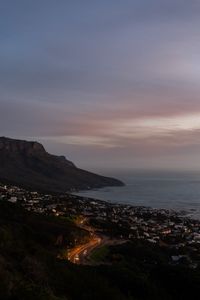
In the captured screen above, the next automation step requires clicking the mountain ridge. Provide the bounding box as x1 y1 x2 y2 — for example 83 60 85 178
0 137 124 193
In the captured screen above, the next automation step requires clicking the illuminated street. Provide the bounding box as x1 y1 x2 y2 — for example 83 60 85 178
67 236 101 264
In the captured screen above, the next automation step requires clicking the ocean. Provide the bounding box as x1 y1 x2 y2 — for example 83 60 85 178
74 170 200 220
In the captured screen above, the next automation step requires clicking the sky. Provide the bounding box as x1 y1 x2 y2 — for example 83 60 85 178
1 0 200 172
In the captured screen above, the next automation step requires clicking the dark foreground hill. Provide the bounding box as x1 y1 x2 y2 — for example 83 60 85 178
1 201 200 300
0 137 123 193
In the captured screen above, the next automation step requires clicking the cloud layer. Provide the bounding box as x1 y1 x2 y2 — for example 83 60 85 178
1 0 200 170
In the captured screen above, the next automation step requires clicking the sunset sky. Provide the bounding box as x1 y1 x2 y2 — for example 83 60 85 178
1 0 200 171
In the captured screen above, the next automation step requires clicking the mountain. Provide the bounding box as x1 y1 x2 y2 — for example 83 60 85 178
0 137 124 193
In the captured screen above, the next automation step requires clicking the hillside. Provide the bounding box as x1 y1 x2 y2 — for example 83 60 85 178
0 137 124 193
1 201 200 300
0 201 123 300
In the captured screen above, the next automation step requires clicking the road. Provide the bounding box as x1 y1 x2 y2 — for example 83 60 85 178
67 217 102 264
67 236 101 264
67 218 126 265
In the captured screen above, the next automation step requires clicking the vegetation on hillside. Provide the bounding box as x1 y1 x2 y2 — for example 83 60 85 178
1 201 200 299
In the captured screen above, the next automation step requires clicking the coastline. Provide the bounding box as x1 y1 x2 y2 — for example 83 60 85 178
73 174 200 221
1 181 200 268
73 189 198 221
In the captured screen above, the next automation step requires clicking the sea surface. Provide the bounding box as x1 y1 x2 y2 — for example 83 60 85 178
74 170 200 220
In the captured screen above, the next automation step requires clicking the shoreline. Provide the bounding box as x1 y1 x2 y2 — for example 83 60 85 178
73 183 200 221
1 180 199 221
1 182 200 268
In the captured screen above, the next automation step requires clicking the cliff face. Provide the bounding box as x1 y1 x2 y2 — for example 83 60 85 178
0 137 124 193
0 138 45 153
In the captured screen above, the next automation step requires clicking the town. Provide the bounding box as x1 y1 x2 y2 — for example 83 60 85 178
1 182 200 268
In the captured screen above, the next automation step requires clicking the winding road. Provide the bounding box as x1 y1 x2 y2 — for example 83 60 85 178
67 218 126 265
67 236 101 264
